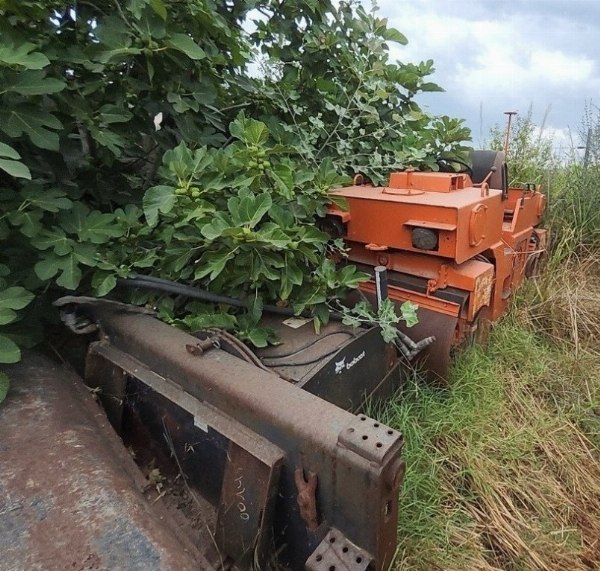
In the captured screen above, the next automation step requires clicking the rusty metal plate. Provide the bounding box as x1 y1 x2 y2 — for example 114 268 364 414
338 414 404 465
56 298 406 570
216 441 282 568
88 341 286 567
0 352 214 571
85 347 127 431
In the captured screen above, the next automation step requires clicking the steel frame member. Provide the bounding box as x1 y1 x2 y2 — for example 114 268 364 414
58 298 405 571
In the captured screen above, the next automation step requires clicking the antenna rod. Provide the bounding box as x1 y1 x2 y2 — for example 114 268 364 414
503 111 517 155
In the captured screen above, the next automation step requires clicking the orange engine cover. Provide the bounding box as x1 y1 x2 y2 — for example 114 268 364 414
326 169 546 380
328 171 504 264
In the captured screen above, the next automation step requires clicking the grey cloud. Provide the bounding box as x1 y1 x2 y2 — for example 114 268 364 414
376 0 599 147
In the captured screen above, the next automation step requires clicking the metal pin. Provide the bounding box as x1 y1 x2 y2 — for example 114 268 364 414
374 266 388 310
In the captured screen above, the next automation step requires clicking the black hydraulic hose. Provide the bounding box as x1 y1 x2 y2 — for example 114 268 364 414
260 330 355 360
118 275 301 317
261 348 342 368
118 275 435 359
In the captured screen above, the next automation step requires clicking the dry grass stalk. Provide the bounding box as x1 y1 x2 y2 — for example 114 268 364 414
388 251 600 571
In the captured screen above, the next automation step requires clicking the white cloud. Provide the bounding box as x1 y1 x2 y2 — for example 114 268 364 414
535 126 573 149
530 50 595 84
455 46 597 104
373 0 600 138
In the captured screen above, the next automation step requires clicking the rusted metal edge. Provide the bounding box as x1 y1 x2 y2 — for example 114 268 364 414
56 298 405 570
0 352 215 571
305 528 372 571
89 341 285 464
89 341 286 568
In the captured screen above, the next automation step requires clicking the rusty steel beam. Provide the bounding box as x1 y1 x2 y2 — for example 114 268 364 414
216 441 283 568
62 298 404 570
0 352 215 571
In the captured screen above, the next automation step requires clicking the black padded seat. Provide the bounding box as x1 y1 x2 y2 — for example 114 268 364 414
470 150 508 197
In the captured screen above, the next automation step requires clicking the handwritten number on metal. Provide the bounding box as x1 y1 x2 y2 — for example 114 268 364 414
234 469 250 521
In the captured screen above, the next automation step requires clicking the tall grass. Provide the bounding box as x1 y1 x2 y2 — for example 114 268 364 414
549 102 600 248
550 164 600 248
376 107 600 571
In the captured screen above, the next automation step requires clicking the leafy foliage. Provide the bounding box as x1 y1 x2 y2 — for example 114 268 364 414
0 286 33 363
249 2 471 183
0 372 8 404
0 0 471 358
134 113 369 343
0 0 252 353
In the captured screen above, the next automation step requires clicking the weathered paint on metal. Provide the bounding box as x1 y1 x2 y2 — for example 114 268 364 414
326 165 546 380
255 315 402 411
0 352 214 571
64 299 404 570
305 528 372 571
216 441 283 568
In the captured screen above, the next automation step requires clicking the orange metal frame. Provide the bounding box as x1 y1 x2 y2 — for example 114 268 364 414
328 171 545 346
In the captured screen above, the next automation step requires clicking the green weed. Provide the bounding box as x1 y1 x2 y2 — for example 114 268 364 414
375 311 600 570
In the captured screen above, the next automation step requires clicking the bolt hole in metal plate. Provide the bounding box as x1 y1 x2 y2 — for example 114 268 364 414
338 415 402 464
305 528 372 571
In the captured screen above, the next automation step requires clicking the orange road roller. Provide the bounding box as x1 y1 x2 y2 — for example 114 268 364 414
327 151 547 379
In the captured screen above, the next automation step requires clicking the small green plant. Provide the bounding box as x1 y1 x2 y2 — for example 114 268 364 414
338 298 419 342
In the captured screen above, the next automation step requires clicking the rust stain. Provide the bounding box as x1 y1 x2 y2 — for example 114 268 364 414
294 468 319 531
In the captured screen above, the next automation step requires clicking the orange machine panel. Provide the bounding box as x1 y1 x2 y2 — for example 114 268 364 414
329 177 505 264
503 187 545 243
350 248 494 322
388 171 469 193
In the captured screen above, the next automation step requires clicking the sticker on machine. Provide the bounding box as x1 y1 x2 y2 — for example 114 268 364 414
282 317 311 329
334 351 366 374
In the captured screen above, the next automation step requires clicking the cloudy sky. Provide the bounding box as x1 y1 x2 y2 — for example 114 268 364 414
375 0 599 150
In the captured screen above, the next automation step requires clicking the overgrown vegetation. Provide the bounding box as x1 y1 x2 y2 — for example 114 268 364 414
4 3 600 570
0 0 469 366
374 108 600 571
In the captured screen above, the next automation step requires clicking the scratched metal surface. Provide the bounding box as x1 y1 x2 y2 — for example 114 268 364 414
0 352 213 571
83 306 405 570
